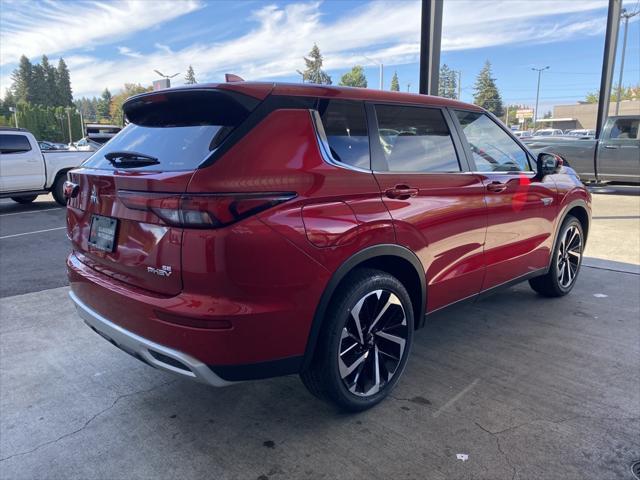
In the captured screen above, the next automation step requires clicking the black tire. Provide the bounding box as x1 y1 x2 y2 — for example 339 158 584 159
51 173 67 206
529 215 584 297
11 195 38 204
301 268 414 412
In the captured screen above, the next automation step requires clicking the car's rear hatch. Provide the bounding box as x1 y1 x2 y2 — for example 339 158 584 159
66 88 262 296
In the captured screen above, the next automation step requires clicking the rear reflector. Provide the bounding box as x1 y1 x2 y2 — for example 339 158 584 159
118 190 295 228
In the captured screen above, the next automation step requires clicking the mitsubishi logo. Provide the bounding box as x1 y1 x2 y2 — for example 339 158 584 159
90 185 99 205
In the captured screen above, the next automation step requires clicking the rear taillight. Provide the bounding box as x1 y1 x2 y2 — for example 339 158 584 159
118 191 296 228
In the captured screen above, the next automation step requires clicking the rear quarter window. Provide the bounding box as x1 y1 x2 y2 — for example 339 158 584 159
82 90 259 171
317 99 370 170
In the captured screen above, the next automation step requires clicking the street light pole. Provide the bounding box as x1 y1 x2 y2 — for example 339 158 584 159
66 108 73 144
532 66 549 125
9 106 17 128
363 56 384 90
615 8 638 115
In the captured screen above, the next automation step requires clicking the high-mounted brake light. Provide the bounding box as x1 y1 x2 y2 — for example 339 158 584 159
118 191 296 228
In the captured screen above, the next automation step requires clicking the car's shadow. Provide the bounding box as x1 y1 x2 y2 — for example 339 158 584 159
0 195 61 214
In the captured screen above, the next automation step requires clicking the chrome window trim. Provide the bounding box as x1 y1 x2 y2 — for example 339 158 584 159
309 109 372 174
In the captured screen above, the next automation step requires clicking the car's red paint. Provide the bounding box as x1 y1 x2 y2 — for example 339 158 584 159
66 82 591 381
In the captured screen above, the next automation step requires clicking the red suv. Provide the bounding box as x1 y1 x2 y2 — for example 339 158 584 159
66 82 591 411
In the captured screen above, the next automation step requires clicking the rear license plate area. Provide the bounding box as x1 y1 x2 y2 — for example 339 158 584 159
88 215 118 252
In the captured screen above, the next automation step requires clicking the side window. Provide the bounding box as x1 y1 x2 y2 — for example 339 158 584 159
318 99 370 169
455 111 531 172
0 134 32 154
609 118 639 140
374 105 460 172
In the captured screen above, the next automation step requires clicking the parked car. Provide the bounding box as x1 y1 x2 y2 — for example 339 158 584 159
66 83 591 411
513 130 533 138
533 128 564 136
38 140 66 151
524 116 640 183
69 137 102 151
565 129 596 138
0 128 94 205
84 123 121 144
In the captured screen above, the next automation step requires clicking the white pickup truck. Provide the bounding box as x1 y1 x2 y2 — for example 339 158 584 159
0 128 94 205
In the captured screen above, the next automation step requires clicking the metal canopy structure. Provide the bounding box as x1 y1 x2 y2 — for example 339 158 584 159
596 0 622 139
418 0 625 143
419 0 443 95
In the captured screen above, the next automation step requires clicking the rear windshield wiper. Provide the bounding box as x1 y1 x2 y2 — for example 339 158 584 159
104 151 159 167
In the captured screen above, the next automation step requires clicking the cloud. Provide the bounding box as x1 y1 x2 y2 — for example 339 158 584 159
0 0 202 66
1 0 609 98
117 47 142 59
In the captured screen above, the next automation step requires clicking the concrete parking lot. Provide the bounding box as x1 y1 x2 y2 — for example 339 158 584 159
1 189 639 480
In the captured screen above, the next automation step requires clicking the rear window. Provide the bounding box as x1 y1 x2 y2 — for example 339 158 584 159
82 90 259 171
0 134 32 154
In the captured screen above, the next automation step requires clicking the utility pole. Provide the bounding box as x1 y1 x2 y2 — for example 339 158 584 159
66 108 73 144
79 109 85 138
615 8 638 115
532 66 549 126
9 106 18 128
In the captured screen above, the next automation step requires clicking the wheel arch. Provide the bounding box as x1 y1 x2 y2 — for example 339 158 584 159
302 244 426 370
548 199 591 271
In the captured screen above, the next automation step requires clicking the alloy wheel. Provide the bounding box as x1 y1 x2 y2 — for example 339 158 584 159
338 289 408 397
557 224 582 289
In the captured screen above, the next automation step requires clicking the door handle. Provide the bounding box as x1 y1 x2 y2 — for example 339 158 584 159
486 181 507 193
385 185 419 200
603 145 618 149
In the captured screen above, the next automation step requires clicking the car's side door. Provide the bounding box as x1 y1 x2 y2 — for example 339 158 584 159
368 103 488 312
597 117 640 183
0 133 45 193
452 110 558 291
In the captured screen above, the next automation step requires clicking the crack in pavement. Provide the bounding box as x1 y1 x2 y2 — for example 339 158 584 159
0 380 177 463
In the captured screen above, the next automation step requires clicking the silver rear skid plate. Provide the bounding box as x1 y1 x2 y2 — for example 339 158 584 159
69 291 232 387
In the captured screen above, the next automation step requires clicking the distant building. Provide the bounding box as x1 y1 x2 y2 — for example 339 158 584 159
539 100 640 130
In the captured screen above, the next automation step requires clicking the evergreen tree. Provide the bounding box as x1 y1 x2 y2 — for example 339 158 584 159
40 55 58 106
339 65 367 88
97 88 112 121
184 65 197 85
473 60 503 117
11 55 33 103
56 58 73 107
301 44 331 85
438 64 458 99
390 71 400 92
30 64 47 105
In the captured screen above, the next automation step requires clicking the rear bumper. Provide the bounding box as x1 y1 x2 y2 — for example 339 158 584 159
70 290 232 387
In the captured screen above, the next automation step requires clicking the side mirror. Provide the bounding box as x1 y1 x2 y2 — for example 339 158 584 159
536 152 562 178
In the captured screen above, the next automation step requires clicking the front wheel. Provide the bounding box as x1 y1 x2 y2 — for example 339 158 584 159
529 215 584 297
301 268 414 412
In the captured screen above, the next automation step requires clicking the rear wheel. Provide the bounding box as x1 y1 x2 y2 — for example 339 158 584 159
11 195 38 204
301 268 414 411
529 215 584 297
52 174 67 206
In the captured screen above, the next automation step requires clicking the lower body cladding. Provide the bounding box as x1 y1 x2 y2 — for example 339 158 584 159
70 291 232 386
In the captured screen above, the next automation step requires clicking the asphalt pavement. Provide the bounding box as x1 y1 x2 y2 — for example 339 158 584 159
0 188 638 480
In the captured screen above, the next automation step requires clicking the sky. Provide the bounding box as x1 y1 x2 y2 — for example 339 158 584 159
1 0 639 115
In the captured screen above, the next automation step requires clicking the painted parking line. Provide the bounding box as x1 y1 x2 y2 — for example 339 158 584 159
0 227 66 240
0 208 64 217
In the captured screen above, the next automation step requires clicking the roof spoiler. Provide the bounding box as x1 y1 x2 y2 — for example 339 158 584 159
225 73 244 83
